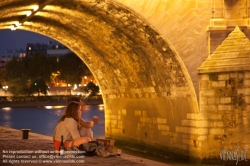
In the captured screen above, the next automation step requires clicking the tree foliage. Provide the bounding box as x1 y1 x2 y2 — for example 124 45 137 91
30 78 48 96
3 52 91 96
58 53 89 85
28 53 52 82
5 57 29 96
81 82 99 97
5 57 26 80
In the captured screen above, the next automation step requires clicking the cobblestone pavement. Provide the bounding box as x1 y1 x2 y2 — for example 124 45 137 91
0 126 171 166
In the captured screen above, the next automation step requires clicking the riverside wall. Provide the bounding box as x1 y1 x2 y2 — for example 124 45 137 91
0 100 103 108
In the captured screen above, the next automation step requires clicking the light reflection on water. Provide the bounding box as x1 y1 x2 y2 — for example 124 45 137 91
98 104 104 111
2 108 12 127
0 105 105 139
44 105 65 109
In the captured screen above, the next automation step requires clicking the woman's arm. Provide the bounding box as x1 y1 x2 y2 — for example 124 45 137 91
80 116 99 128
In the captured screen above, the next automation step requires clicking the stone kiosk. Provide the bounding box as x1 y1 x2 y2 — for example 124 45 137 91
198 26 250 163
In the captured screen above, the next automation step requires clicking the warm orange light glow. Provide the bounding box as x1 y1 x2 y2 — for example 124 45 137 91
44 106 65 109
14 21 22 27
98 104 104 111
2 107 11 111
43 5 56 10
26 11 32 16
10 25 16 31
33 5 39 11
22 21 32 26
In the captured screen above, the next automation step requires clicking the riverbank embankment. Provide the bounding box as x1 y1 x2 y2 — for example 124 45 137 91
0 126 169 166
0 101 66 108
0 100 103 108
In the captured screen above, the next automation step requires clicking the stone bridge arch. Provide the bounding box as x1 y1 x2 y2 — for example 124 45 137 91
0 0 200 160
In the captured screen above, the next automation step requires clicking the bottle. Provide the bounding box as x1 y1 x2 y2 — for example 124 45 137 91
59 135 64 156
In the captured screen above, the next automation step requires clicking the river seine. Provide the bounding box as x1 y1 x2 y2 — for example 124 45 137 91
0 104 105 138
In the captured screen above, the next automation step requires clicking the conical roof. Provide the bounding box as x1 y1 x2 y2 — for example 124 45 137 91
198 26 250 73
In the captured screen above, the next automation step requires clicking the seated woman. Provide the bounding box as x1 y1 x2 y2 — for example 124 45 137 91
53 97 110 157
66 96 99 140
53 100 91 150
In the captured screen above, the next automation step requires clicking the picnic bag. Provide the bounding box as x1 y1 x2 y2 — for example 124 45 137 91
96 139 115 153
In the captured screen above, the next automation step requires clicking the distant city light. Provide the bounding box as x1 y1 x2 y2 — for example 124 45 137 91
3 85 8 90
73 84 77 90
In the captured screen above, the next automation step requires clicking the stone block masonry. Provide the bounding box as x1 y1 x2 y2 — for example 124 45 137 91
198 71 250 159
198 27 250 160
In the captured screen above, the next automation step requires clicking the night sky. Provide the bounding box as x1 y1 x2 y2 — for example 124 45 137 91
0 29 57 56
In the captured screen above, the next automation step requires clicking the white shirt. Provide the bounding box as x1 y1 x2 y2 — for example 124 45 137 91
53 118 80 142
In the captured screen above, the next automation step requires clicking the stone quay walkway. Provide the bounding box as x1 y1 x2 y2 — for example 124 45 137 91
0 126 172 166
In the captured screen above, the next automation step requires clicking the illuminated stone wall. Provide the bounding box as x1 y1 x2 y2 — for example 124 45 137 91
198 72 250 159
115 0 212 95
198 27 250 159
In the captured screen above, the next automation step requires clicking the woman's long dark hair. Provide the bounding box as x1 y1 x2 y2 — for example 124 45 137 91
58 101 81 128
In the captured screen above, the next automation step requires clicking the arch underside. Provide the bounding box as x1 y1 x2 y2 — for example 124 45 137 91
0 0 200 159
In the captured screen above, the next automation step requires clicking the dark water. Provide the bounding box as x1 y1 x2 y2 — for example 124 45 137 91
0 104 105 139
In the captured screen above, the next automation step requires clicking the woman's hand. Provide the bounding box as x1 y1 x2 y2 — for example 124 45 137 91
92 116 99 124
80 116 99 128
